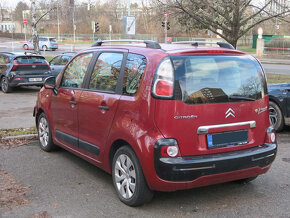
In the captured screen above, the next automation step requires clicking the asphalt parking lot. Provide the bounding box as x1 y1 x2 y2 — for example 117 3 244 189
0 86 40 129
0 133 289 218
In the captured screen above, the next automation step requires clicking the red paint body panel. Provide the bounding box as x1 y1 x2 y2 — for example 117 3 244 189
78 91 121 161
154 96 270 156
51 88 81 139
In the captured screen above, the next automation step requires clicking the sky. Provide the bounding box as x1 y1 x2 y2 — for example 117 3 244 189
4 0 30 9
4 0 145 9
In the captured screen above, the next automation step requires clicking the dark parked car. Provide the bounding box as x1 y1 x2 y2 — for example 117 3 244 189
268 83 290 131
0 52 51 93
49 52 75 76
34 40 277 206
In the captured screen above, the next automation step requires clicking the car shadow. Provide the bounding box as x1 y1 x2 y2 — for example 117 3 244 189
11 86 41 93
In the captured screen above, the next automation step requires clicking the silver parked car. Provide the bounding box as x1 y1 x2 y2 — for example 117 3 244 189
23 37 58 51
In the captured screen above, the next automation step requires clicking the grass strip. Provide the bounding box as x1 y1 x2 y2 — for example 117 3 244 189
0 127 37 138
266 73 290 84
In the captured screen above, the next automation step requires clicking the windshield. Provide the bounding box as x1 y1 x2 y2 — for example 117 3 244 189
171 55 267 104
15 56 46 64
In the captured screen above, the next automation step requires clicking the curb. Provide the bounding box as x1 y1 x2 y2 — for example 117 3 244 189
261 60 290 65
1 134 38 140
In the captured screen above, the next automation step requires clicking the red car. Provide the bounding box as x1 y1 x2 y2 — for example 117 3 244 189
34 40 277 206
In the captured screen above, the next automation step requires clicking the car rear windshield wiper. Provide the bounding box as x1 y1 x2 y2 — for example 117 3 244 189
228 95 256 101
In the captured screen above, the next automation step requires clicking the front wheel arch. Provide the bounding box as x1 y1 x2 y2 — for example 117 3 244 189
269 100 284 132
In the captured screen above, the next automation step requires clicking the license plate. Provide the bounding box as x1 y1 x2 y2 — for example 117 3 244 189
29 78 42 82
207 130 248 149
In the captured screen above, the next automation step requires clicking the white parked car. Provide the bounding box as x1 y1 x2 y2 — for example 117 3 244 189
23 37 58 51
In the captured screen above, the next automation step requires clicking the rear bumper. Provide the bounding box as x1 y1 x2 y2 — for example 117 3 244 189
154 143 277 183
9 75 50 87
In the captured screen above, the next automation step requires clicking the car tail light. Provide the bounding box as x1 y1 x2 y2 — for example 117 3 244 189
265 126 276 144
152 57 174 98
11 60 19 71
13 78 23 81
156 138 180 158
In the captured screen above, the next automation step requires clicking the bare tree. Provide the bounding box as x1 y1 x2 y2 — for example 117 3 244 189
31 0 55 54
159 0 290 48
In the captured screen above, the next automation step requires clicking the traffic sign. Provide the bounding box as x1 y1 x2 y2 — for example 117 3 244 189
23 19 27 24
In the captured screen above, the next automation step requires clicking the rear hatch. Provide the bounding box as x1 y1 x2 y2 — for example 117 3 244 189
13 56 50 75
154 54 269 156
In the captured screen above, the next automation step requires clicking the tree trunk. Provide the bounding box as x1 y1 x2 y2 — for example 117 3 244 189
31 0 40 54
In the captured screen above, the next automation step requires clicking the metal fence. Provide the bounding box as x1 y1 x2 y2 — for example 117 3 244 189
264 39 290 56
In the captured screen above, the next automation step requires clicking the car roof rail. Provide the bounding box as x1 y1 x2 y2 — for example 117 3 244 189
92 39 162 49
172 41 235 50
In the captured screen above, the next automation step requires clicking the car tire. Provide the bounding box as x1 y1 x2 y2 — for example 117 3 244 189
42 45 48 51
269 101 284 132
23 44 29 50
112 146 154 206
37 113 56 152
235 176 258 184
1 76 12 93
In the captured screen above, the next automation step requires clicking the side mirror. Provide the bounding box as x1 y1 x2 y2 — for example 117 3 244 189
44 76 56 91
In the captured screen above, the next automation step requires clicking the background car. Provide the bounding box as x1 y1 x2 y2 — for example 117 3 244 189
49 52 75 76
268 83 290 131
23 37 58 51
0 52 51 93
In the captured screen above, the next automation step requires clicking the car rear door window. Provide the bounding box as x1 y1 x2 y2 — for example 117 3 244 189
59 55 71 65
88 52 124 92
0 55 6 64
123 53 146 96
50 56 61 65
61 53 93 89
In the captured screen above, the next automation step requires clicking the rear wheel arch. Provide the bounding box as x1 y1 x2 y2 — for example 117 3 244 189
109 139 134 172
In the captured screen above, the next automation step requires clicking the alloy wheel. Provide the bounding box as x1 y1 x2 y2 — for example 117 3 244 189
269 105 278 127
38 117 49 148
1 77 8 92
114 154 136 199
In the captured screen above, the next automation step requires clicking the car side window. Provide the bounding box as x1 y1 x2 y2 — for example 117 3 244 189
61 53 93 89
59 55 71 65
50 56 61 65
123 53 146 96
0 55 5 64
88 52 124 92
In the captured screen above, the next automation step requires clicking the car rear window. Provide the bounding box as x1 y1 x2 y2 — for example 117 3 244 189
15 56 46 64
49 38 57 42
171 55 266 104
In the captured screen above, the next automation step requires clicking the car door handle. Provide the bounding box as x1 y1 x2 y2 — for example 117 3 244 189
69 101 77 105
98 105 109 111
